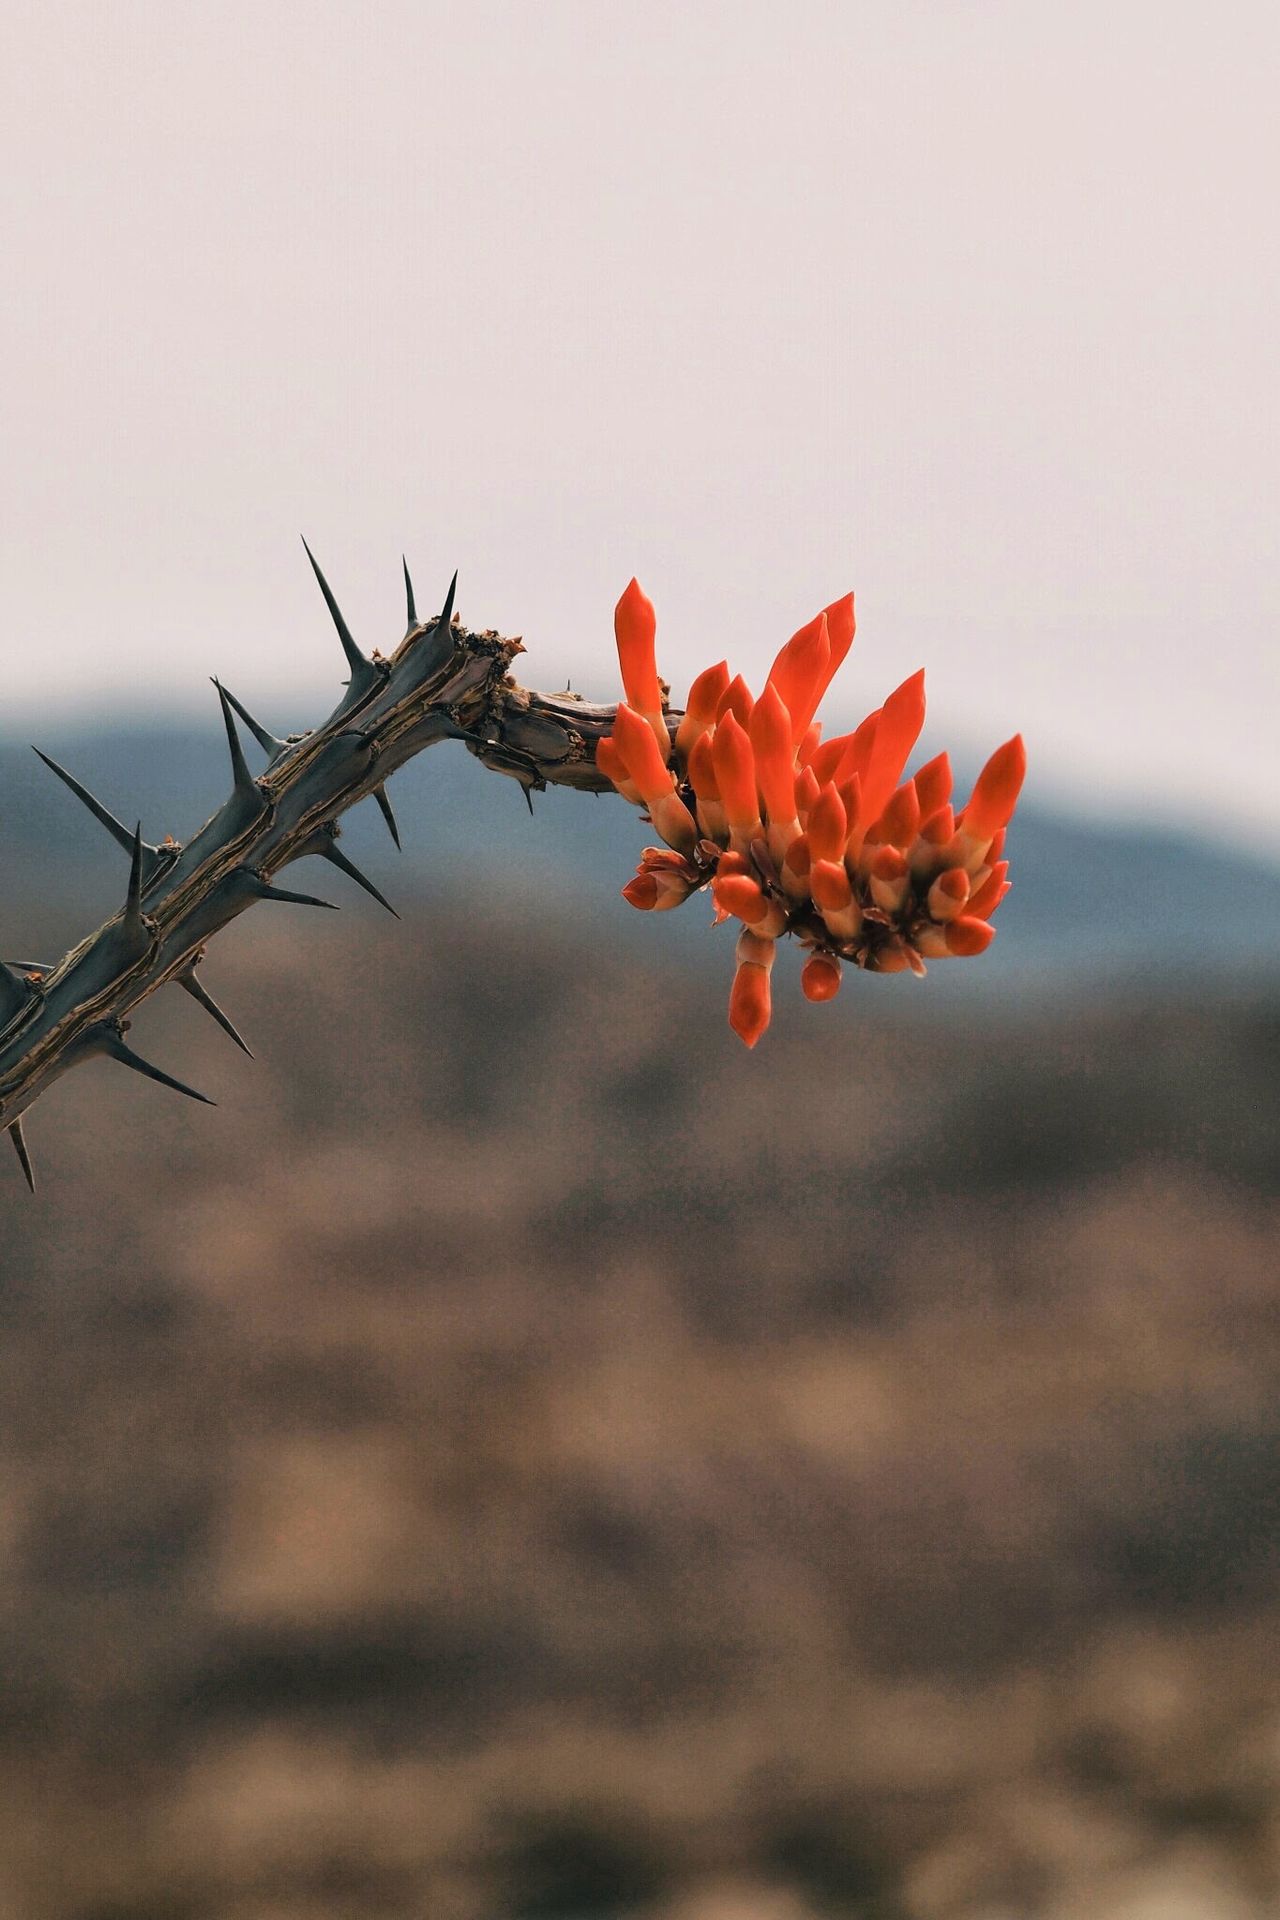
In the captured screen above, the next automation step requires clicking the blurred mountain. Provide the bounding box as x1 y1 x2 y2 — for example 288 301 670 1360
4 720 1278 990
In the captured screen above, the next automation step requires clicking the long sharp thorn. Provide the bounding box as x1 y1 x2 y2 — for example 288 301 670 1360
317 838 399 917
99 1030 216 1105
301 536 372 679
31 747 138 857
246 875 339 910
403 555 417 630
123 822 145 932
178 969 254 1058
372 783 401 849
521 783 535 817
9 1118 35 1193
213 680 286 758
437 570 458 633
213 679 258 797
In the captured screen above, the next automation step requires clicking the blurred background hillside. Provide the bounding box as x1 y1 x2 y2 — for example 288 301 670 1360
2 727 1278 1919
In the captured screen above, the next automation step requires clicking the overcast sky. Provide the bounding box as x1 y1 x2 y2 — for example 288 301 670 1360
2 1 1275 849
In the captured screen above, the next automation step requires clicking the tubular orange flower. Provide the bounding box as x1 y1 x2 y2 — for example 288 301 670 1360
614 578 667 757
601 578 1026 1046
728 929 774 1048
675 660 731 762
767 612 831 746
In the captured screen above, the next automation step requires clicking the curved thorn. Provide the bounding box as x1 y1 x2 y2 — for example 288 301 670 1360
31 747 138 857
177 968 254 1058
2 959 51 976
9 1118 35 1193
317 837 399 917
403 555 417 630
301 536 371 680
97 1029 216 1105
212 679 258 797
371 783 401 850
213 680 286 759
521 783 535 817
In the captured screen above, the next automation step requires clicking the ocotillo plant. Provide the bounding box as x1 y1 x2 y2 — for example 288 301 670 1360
0 550 1024 1191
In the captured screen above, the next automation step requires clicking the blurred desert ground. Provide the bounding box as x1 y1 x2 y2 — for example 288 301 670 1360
2 733 1279 1920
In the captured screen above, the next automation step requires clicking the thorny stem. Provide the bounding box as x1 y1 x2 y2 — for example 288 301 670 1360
0 604 651 1154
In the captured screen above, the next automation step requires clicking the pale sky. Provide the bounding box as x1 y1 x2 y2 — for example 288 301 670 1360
2 1 1276 848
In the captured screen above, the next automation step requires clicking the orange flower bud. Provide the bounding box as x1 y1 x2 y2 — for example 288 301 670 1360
794 766 821 818
748 683 797 820
612 703 674 809
711 711 762 844
861 669 926 826
728 930 775 1048
650 790 699 857
614 578 669 759
870 779 920 850
963 735 1026 841
945 915 997 957
807 784 848 863
797 721 823 765
597 736 642 805
767 611 831 745
821 591 856 679
714 872 787 937
926 866 970 922
675 660 731 762
868 843 909 914
967 860 1010 920
801 952 843 1002
833 708 880 786
920 803 955 847
807 735 852 786
716 674 756 729
914 752 952 819
809 858 853 913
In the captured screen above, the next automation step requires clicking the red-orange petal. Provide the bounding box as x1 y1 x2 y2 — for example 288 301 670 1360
614 578 661 718
622 873 658 910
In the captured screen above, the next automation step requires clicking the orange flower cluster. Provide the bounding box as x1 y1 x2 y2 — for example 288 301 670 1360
600 579 1026 1047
